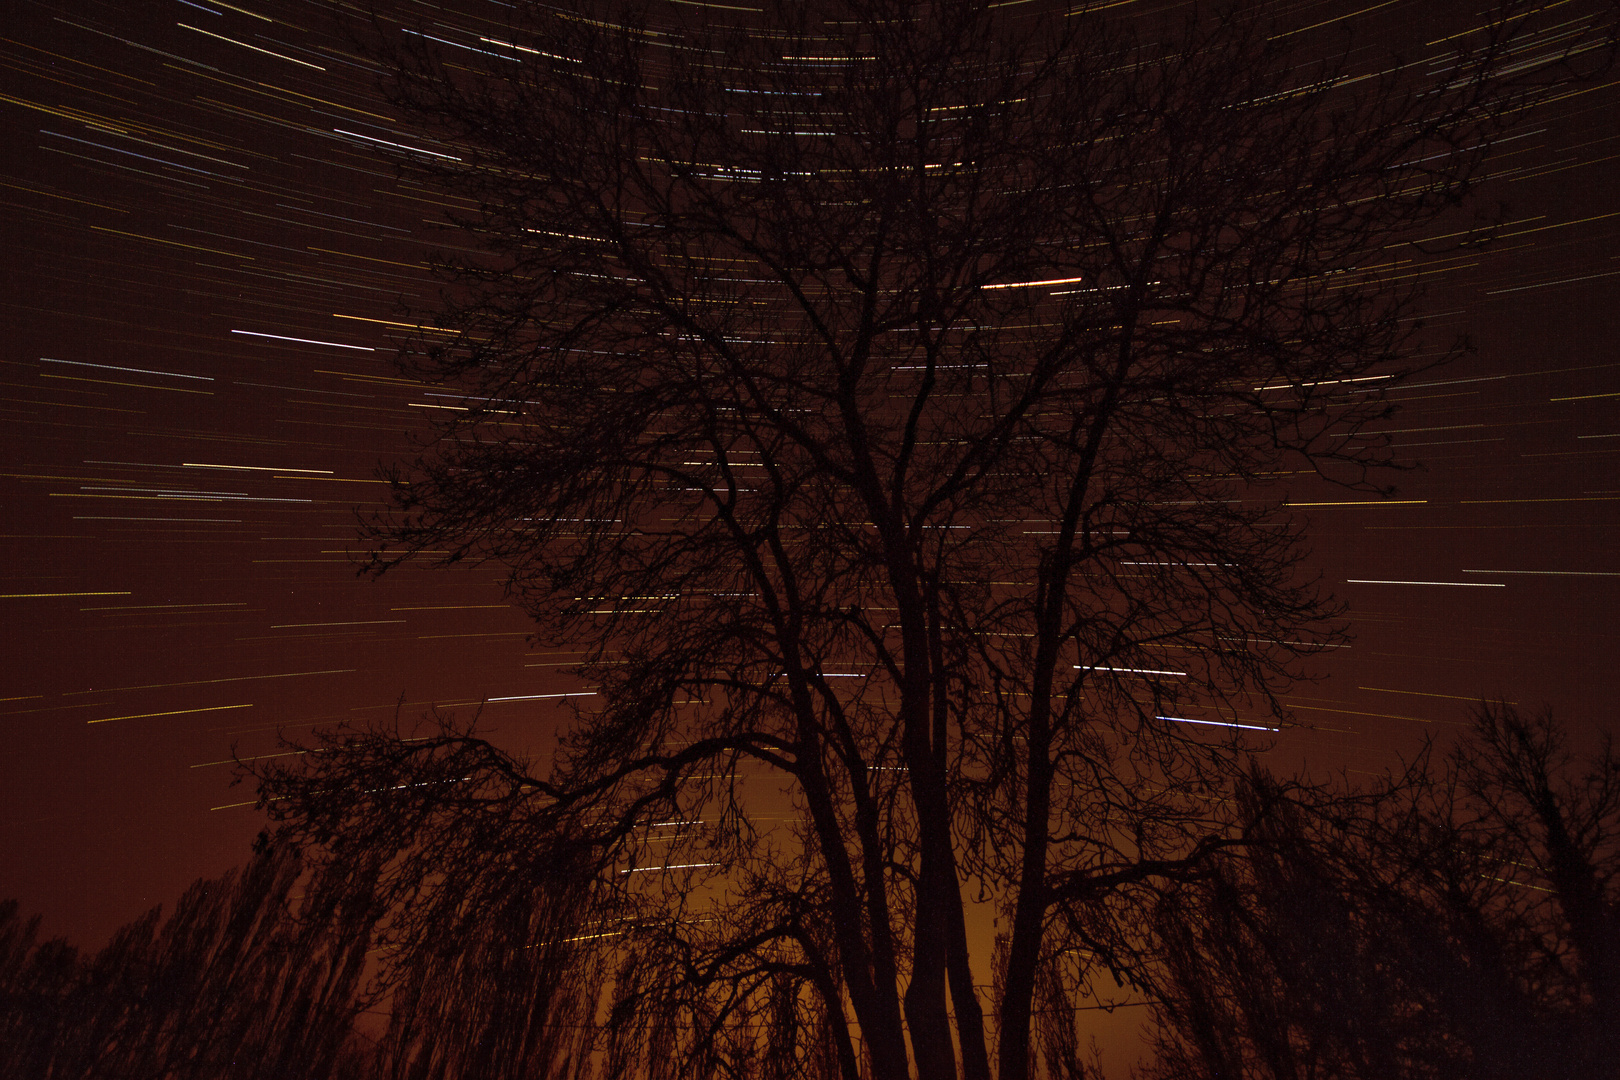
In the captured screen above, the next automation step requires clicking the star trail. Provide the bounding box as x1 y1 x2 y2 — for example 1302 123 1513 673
2 0 1617 955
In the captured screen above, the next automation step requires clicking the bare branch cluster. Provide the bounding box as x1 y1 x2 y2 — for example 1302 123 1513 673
250 2 1617 1076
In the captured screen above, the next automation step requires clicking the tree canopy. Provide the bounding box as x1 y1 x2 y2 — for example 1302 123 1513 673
250 2 1617 1077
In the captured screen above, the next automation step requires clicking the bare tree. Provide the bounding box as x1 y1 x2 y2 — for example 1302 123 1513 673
1142 768 1543 1080
1142 704 1620 1080
1457 703 1620 1068
254 2 1615 1077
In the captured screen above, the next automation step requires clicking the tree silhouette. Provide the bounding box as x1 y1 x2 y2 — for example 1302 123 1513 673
1142 704 1620 1080
0 901 82 1078
0 842 374 1080
1456 703 1620 1070
253 2 1615 1077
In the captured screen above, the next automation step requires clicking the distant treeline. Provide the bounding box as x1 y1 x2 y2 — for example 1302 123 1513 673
4 702 1615 1080
0 845 374 1080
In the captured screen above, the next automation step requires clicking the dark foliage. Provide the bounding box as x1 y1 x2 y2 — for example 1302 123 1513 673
1143 703 1620 1080
0 843 374 1080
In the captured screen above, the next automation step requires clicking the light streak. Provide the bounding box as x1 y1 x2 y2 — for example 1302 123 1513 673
231 330 375 351
270 620 405 628
1460 568 1620 577
1158 716 1280 732
1078 666 1188 676
42 357 212 381
62 670 352 695
182 462 334 473
88 704 253 724
487 692 599 701
1346 578 1506 587
332 128 461 161
191 750 308 769
1361 687 1516 703
178 23 325 70
40 129 218 175
1287 499 1428 506
82 602 245 611
980 275 1085 290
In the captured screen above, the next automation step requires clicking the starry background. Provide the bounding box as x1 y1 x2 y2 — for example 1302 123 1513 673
2 0 1617 948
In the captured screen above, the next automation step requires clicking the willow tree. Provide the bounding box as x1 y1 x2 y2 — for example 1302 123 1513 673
1142 704 1620 1080
255 1 1613 1077
0 846 372 1080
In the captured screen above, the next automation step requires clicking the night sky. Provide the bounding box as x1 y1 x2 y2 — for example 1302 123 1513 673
3 0 1618 949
